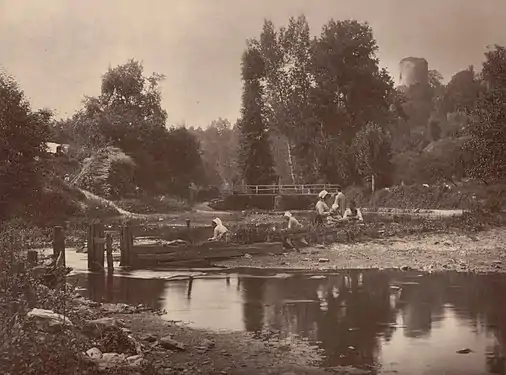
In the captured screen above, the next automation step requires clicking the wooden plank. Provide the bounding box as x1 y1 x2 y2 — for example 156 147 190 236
136 242 284 263
133 241 234 255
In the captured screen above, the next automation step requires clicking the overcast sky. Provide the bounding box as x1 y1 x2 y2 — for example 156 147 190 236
1 0 504 127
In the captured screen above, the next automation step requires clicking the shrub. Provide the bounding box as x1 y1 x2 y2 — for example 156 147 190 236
116 196 189 214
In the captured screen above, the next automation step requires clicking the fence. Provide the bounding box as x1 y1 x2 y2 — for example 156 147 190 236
236 184 342 196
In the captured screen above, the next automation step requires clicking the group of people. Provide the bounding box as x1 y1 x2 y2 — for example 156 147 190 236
315 187 363 225
208 187 363 242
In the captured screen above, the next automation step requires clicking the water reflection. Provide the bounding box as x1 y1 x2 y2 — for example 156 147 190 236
76 269 506 374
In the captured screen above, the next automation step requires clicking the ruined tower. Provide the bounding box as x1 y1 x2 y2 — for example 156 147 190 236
399 57 429 87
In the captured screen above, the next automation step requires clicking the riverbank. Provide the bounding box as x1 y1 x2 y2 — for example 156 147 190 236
116 312 339 375
215 227 506 273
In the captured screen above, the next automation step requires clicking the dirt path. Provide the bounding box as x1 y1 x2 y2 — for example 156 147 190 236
215 227 506 273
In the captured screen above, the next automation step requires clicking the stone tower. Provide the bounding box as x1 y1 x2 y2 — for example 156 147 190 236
399 57 429 87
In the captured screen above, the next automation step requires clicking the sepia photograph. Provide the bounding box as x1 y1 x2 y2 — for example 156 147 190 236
1 1 505 374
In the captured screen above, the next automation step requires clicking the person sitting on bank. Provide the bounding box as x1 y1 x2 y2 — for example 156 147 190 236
332 187 346 218
208 218 229 241
284 211 303 230
315 190 331 225
342 200 364 222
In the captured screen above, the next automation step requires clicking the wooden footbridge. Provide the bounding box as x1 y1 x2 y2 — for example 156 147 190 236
234 184 341 196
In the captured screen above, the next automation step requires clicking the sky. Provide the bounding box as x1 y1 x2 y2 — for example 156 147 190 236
1 0 504 127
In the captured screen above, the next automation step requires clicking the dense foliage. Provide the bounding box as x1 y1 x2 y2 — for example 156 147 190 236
0 72 52 218
56 60 205 197
237 43 278 186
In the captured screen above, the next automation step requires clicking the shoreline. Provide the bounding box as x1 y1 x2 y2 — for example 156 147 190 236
214 227 506 274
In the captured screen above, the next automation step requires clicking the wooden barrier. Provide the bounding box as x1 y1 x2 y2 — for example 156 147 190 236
106 232 113 273
87 222 105 272
120 224 134 267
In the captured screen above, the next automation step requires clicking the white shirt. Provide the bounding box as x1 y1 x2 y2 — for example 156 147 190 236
343 208 363 221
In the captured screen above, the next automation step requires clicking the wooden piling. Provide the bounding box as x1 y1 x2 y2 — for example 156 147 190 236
95 223 105 272
87 224 95 271
88 222 105 272
120 224 133 267
106 232 113 273
53 226 65 267
186 219 192 243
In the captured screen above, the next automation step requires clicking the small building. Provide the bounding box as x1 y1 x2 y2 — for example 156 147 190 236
46 142 69 155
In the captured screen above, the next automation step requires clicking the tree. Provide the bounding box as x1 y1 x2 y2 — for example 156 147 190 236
192 118 239 188
428 69 444 91
482 45 506 90
352 123 393 190
237 43 277 186
462 45 506 182
309 19 394 184
259 16 314 183
0 71 50 215
59 59 205 196
441 66 482 114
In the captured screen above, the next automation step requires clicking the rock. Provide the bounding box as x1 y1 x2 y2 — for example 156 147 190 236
141 334 157 342
86 347 103 360
159 336 187 351
457 348 472 354
126 354 144 367
27 308 73 331
318 258 330 263
400 265 410 271
244 253 252 259
315 245 325 249
96 353 128 369
128 334 143 354
443 240 453 246
196 338 216 352
83 317 126 338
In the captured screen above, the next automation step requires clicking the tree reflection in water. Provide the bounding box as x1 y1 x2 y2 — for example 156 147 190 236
241 277 266 332
237 271 506 373
82 272 165 311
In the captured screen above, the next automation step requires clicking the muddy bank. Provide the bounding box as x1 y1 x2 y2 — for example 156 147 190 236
117 312 341 375
215 227 506 273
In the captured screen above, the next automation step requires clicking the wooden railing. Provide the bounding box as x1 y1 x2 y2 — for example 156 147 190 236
235 184 342 196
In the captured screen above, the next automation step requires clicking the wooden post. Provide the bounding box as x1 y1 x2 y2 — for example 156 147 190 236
187 276 194 299
27 250 38 267
120 224 133 267
87 224 95 271
53 226 65 267
106 232 113 273
89 222 105 272
186 219 192 243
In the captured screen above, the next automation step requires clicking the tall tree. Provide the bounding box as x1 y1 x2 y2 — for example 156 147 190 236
309 19 394 184
0 71 50 216
462 45 506 182
237 42 277 186
259 16 314 183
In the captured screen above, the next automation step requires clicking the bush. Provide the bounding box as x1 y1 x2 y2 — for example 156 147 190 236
209 195 275 211
116 196 189 214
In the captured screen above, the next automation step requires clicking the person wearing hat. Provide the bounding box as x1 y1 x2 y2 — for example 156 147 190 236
315 190 331 225
208 218 229 241
284 211 303 230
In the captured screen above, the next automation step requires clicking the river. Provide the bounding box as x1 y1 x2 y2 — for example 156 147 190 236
62 249 506 374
